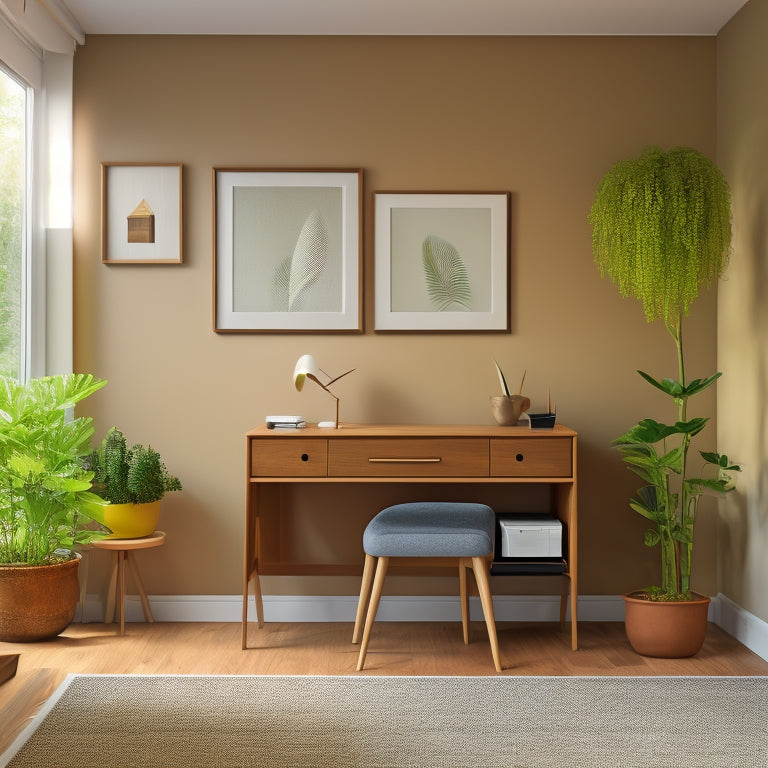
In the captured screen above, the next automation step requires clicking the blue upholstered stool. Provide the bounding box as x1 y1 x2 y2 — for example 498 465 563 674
352 502 501 672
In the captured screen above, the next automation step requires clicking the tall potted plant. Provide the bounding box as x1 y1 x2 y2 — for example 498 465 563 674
589 145 740 657
0 374 109 641
86 427 181 538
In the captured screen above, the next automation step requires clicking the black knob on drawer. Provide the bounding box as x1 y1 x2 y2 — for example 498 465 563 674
301 454 309 462
515 453 524 462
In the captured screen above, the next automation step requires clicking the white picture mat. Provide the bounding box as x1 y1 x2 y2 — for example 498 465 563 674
215 170 361 331
374 192 509 331
103 164 181 263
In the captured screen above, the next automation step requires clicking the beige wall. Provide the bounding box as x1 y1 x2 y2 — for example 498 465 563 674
717 0 768 624
73 35 720 601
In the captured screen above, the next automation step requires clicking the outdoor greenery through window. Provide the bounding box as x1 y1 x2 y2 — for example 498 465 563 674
0 65 27 380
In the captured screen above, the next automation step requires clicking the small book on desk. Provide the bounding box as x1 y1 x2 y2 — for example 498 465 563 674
266 415 306 429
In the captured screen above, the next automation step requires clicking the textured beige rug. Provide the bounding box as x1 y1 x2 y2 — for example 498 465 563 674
1 674 766 768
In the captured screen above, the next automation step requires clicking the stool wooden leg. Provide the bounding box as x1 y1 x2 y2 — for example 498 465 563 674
353 553 376 644
126 552 154 623
356 556 389 672
77 550 89 623
471 556 502 672
117 550 126 636
459 561 469 644
104 553 118 624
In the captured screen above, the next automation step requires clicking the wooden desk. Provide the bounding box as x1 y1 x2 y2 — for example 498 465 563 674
243 423 578 650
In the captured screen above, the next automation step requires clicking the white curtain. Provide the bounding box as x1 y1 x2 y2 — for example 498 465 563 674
0 0 83 376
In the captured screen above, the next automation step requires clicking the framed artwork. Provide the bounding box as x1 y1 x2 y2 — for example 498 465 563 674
374 191 510 332
213 168 362 333
101 163 183 264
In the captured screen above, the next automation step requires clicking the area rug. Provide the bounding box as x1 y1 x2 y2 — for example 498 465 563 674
1 674 766 768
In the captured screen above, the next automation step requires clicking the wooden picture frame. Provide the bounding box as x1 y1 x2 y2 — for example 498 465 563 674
374 191 510 332
213 168 362 333
101 163 183 264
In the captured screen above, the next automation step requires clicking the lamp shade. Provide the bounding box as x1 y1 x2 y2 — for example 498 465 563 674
293 354 320 391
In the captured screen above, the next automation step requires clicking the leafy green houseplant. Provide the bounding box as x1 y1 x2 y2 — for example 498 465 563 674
590 146 740 656
0 373 109 641
86 427 181 538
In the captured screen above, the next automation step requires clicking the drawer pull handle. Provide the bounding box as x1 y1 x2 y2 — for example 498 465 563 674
300 454 309 462
516 453 524 462
368 457 442 464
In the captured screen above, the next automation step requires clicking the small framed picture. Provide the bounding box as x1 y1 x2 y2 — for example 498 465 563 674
101 163 183 264
213 168 362 333
374 191 510 332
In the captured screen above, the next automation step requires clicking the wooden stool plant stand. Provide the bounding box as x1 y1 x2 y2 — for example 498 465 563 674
91 531 166 635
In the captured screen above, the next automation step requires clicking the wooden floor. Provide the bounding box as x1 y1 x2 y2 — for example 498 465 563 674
1 620 767 755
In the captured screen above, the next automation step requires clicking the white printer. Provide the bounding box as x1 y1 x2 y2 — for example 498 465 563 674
498 516 562 558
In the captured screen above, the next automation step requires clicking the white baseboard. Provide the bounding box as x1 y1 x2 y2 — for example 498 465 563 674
76 592 768 662
712 592 768 661
79 593 627 625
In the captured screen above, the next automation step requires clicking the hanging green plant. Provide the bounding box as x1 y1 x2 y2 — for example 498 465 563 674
590 145 732 325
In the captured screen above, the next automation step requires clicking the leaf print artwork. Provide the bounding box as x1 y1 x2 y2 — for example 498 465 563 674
422 234 472 311
272 209 329 311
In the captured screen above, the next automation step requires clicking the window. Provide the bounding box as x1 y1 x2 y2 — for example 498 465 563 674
0 65 28 380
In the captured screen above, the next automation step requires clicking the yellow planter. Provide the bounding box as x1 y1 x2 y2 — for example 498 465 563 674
103 501 161 539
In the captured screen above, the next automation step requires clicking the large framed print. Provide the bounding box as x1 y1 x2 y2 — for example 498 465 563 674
214 168 362 332
101 163 183 264
374 191 510 332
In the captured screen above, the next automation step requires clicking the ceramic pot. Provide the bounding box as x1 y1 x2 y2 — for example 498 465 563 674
489 395 531 426
0 556 80 642
623 591 711 658
103 500 161 538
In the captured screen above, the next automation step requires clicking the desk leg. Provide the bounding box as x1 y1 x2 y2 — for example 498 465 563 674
570 580 578 651
242 571 264 650
126 552 154 622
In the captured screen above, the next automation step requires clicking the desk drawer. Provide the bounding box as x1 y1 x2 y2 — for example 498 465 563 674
328 438 489 477
490 437 572 477
250 439 328 477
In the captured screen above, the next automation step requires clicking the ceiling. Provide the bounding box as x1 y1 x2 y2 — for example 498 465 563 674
60 0 749 37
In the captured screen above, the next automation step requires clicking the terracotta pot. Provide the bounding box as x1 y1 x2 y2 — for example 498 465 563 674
103 500 160 538
0 556 80 642
623 591 711 658
490 395 531 426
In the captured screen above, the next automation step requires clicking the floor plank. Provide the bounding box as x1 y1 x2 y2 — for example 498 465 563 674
1 620 766 755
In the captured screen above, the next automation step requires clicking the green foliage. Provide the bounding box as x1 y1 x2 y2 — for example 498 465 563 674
589 146 731 324
422 235 472 311
0 374 109 565
87 427 182 505
590 146 738 600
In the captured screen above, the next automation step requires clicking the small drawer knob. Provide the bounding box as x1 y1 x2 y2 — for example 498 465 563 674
515 453 524 462
300 453 309 462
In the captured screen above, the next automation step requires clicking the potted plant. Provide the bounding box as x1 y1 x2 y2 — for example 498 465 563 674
490 360 530 425
0 373 109 642
589 145 741 657
86 427 181 538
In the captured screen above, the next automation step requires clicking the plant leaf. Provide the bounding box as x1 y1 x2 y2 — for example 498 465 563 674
422 235 471 311
700 451 741 471
493 359 510 396
288 210 328 311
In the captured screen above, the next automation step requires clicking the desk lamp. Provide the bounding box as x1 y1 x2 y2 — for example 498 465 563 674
293 354 355 428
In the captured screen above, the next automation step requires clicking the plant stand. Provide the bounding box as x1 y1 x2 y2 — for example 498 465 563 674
82 531 166 635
